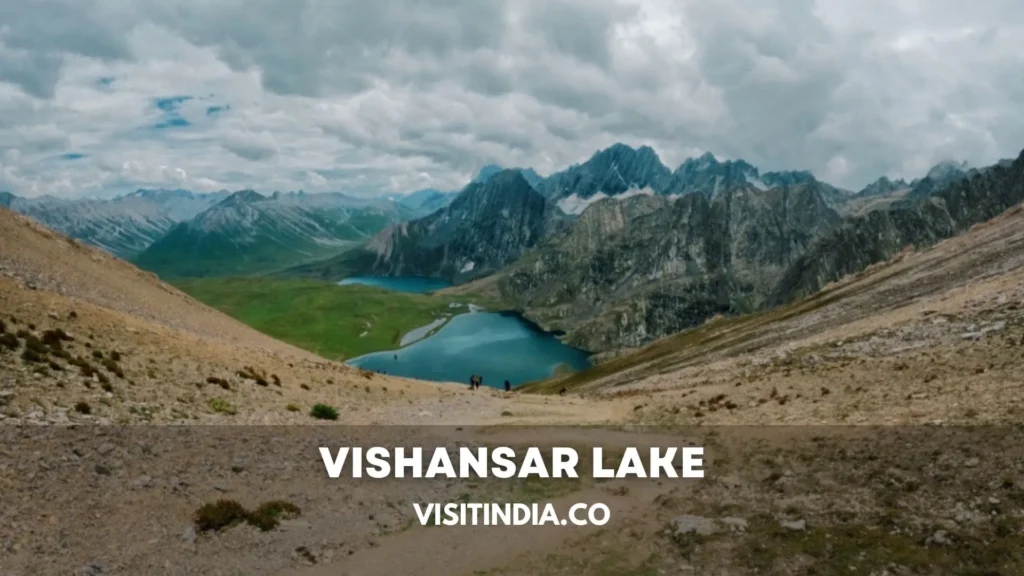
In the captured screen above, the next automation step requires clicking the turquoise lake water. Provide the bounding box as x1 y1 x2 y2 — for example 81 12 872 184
348 311 591 387
338 277 590 387
337 276 452 293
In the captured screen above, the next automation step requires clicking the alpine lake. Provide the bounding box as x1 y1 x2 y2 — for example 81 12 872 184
339 277 591 388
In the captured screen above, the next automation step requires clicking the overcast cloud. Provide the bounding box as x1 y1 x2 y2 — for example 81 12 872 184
1 0 1022 198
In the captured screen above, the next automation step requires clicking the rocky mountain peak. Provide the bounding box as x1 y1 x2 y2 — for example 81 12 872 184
220 189 266 206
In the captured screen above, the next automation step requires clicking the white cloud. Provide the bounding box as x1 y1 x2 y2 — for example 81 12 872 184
1 0 1022 198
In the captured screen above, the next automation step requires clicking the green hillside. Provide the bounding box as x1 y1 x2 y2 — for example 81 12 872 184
174 277 491 360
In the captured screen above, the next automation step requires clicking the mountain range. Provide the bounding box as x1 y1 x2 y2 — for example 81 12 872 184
0 188 228 258
132 190 419 278
4 141 1011 354
284 143 1021 353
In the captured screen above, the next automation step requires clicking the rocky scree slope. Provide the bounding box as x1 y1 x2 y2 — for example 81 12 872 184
494 181 842 352
772 148 1024 305
286 170 564 283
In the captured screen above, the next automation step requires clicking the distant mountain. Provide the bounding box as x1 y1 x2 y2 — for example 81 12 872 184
493 181 842 352
285 170 563 283
472 164 545 188
473 164 505 184
133 190 410 278
0 189 228 258
534 144 844 215
395 188 458 217
857 176 910 197
905 160 972 199
772 150 1024 305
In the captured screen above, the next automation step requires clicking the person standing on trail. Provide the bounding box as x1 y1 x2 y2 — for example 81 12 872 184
559 386 567 396
504 380 511 392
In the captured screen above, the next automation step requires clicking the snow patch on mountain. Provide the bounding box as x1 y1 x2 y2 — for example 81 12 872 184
557 187 657 215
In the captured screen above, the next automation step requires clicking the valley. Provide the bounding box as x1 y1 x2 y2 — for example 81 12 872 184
3 144 1024 576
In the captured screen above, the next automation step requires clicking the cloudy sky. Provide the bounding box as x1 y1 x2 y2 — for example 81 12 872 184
1 0 1022 199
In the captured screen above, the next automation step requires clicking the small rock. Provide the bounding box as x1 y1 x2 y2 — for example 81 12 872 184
131 474 153 489
671 515 719 537
0 390 13 406
719 517 748 532
48 311 59 320
82 563 104 575
927 530 951 546
964 457 980 468
94 464 111 476
182 526 196 544
780 519 807 532
213 484 230 493
97 443 115 456
989 497 1001 505
960 332 983 341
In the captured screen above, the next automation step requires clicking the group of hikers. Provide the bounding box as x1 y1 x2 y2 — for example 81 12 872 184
468 374 513 392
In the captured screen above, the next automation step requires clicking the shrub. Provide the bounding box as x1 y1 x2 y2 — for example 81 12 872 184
209 398 236 415
300 383 310 391
247 500 301 531
23 335 48 356
48 361 63 371
21 348 46 364
286 403 300 412
41 329 72 350
73 401 91 414
92 350 103 359
109 350 121 361
310 403 339 420
0 333 18 351
271 374 281 387
15 329 30 339
193 499 302 533
100 358 124 378
194 499 249 532
0 318 5 333
101 382 113 393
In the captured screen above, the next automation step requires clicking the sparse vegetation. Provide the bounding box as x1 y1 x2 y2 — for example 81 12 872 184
73 401 91 414
208 397 236 415
100 358 124 378
285 403 300 412
309 403 339 420
0 332 17 351
21 347 46 364
193 499 249 532
193 499 302 533
92 350 103 359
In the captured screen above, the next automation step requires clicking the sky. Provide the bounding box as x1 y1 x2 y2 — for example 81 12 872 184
1 0 1022 199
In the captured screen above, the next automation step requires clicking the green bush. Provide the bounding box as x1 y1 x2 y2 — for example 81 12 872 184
194 499 249 532
21 347 46 364
92 350 104 359
100 358 124 378
310 403 339 420
286 404 300 412
209 397 236 415
247 500 302 531
0 333 18 351
193 499 302 533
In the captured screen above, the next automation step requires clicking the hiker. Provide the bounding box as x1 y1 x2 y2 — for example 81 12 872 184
469 374 477 390
559 386 567 396
477 375 483 390
504 380 511 392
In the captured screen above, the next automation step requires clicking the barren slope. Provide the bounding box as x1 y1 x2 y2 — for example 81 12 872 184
527 202 1024 425
0 207 624 426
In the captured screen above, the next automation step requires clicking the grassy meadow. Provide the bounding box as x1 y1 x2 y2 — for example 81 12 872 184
174 276 492 361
